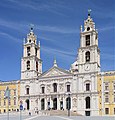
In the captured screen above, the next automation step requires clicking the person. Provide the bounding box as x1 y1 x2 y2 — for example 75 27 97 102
29 112 31 116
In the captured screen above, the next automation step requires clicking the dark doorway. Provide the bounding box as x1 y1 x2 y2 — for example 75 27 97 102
66 97 71 110
85 111 90 116
48 102 50 110
60 101 63 110
41 98 45 110
53 98 57 110
86 97 90 109
26 99 29 110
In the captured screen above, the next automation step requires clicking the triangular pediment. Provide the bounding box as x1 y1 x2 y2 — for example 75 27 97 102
40 66 71 78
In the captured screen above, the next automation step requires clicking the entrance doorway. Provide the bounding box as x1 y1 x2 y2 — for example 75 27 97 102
41 98 45 110
85 97 90 109
85 111 90 116
53 98 57 110
60 101 63 110
25 99 29 110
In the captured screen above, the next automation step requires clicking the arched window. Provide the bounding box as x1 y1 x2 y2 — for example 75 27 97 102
27 61 30 70
14 97 16 105
85 51 90 62
87 27 90 31
27 47 30 56
53 83 57 92
36 61 38 71
26 88 29 95
86 97 90 109
86 35 90 46
86 83 90 91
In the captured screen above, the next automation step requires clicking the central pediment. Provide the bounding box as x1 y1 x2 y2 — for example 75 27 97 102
39 66 72 78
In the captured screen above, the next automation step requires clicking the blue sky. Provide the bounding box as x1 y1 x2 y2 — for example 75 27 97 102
0 0 114 81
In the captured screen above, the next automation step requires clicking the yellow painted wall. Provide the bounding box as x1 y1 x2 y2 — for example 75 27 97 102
0 81 20 113
98 71 115 116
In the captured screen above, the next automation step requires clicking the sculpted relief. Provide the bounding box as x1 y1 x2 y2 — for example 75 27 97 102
59 83 64 92
47 85 51 93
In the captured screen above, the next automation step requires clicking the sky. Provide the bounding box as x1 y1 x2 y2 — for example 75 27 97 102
0 0 114 81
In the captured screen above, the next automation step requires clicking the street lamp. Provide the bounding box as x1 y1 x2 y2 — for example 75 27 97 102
65 93 70 117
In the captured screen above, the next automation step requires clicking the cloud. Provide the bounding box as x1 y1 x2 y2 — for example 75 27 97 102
5 0 71 16
36 25 79 34
0 18 27 32
42 46 76 59
0 32 21 43
99 26 114 32
0 17 78 34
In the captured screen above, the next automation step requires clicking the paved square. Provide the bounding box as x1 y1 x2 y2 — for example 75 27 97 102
0 113 115 120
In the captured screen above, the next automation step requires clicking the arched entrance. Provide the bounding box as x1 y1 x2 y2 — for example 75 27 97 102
86 97 90 109
85 96 90 116
66 97 71 110
53 98 57 110
41 98 45 110
25 99 29 110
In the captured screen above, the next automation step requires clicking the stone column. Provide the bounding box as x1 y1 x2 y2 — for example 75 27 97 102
63 96 66 110
38 98 40 110
50 98 53 109
57 97 60 110
45 98 47 110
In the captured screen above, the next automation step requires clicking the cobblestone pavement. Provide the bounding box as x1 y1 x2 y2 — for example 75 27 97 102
0 114 115 120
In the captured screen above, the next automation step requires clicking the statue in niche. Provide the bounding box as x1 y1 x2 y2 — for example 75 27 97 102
47 85 51 92
59 84 64 91
73 98 77 107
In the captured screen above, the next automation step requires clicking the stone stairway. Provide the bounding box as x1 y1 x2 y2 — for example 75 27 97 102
40 110 82 116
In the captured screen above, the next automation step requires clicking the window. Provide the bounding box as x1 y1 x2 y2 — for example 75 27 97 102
105 93 109 103
85 51 90 62
27 61 30 70
14 89 16 96
42 87 45 94
36 62 38 71
86 83 90 91
27 47 30 56
114 108 115 114
26 88 29 95
87 27 90 31
53 83 57 92
113 83 115 90
86 35 90 46
35 48 37 56
67 85 70 92
29 40 31 43
114 92 115 102
9 98 11 105
14 97 16 105
105 82 109 90
4 99 6 106
105 108 109 114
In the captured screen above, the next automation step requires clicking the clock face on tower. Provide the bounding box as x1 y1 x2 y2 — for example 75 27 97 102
26 72 29 78
84 64 90 71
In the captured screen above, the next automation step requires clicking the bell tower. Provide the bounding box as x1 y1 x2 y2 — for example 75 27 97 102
78 10 100 73
76 10 100 116
21 27 42 79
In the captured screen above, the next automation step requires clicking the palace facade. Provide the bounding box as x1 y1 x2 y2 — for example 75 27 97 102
0 12 115 116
